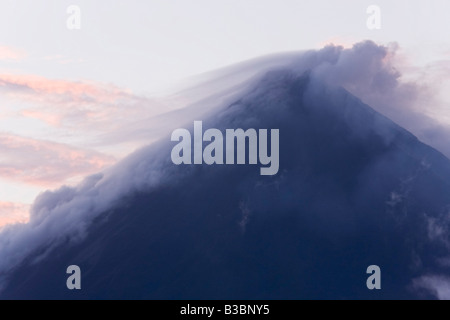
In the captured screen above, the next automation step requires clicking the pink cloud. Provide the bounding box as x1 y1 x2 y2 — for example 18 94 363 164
0 73 165 131
0 45 26 61
0 202 30 227
0 73 127 102
0 133 116 187
20 109 62 126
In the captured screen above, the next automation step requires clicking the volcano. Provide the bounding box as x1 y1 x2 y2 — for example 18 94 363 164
1 67 450 300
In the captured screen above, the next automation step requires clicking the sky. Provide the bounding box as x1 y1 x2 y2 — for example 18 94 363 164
1 0 450 227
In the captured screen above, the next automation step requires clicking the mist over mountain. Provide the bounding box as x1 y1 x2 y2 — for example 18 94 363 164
1 41 450 300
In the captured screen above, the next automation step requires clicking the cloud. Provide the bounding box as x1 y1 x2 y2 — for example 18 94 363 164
0 45 26 61
413 275 450 300
0 73 169 133
0 133 115 186
306 41 450 159
180 39 449 161
0 202 30 228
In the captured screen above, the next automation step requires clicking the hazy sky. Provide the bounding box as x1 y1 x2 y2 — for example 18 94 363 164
1 0 450 226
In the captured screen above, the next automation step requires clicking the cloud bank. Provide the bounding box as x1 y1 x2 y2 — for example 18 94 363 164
0 45 26 61
0 202 29 228
0 133 115 186
0 73 167 132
